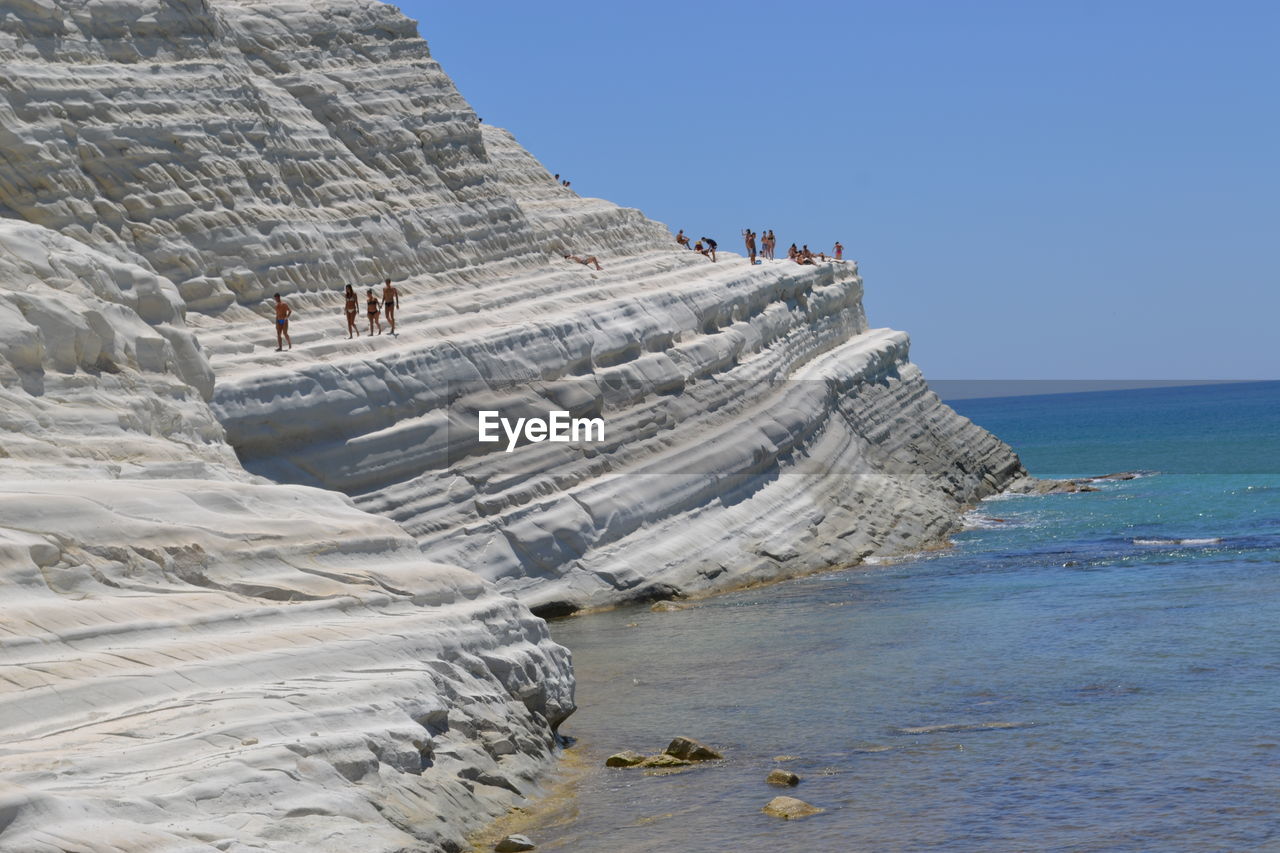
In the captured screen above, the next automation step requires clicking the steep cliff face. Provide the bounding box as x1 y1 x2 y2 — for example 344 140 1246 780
0 1 1026 850
0 218 573 853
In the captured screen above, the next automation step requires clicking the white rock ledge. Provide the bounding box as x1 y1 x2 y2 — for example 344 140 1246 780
0 1 1025 850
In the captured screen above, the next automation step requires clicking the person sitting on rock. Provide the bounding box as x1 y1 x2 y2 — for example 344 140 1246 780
676 229 690 249
787 243 798 261
366 288 382 335
272 293 292 351
343 284 360 339
564 253 603 271
381 278 401 335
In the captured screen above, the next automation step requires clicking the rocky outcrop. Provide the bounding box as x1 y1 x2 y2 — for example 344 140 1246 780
767 769 802 787
763 796 824 819
665 736 724 762
605 750 646 768
0 0 1026 850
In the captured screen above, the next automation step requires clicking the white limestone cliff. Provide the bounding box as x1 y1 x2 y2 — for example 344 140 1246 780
0 1 1026 850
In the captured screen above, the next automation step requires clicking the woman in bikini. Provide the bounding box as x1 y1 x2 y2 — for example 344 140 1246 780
366 288 382 336
344 284 360 338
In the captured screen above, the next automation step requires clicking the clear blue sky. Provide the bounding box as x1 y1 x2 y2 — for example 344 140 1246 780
397 1 1277 380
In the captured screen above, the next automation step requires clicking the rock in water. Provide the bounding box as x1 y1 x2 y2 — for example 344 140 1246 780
495 835 537 852
639 754 693 768
763 796 823 819
605 750 646 767
767 769 801 786
665 737 724 761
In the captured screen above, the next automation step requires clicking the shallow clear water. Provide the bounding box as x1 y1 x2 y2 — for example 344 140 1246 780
525 382 1280 851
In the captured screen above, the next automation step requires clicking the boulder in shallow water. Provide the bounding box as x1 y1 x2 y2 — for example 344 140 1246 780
664 736 722 761
650 600 684 612
639 753 692 768
605 750 645 767
762 796 823 819
495 835 536 852
767 769 801 786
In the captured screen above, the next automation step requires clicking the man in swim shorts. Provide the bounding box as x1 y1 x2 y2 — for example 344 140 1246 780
273 293 292 351
381 278 401 335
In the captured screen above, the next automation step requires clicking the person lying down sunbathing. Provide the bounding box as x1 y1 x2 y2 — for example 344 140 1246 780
564 253 603 271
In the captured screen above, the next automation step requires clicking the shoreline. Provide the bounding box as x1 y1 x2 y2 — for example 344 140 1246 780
464 477 1068 848
466 471 1106 849
465 740 596 852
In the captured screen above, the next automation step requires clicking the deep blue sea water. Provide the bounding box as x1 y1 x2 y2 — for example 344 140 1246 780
522 381 1280 852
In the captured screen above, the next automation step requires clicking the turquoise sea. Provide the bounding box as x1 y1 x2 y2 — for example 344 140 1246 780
523 381 1280 852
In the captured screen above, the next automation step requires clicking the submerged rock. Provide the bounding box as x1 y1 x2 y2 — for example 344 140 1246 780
762 796 823 819
766 769 801 787
664 736 723 761
605 750 645 768
495 835 536 852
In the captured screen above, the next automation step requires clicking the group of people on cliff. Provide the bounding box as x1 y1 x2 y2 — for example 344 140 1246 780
343 279 402 339
269 278 402 351
268 229 846 351
674 229 844 266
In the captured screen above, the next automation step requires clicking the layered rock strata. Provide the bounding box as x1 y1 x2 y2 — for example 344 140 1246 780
0 0 1025 850
0 220 572 853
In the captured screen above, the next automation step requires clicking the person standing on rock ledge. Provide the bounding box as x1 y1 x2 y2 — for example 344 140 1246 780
343 284 360 339
272 293 292 351
366 288 382 335
381 278 401 335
